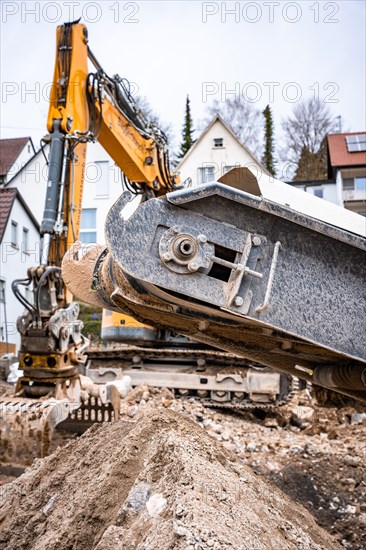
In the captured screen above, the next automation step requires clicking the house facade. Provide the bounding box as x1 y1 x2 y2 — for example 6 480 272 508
286 179 339 205
288 132 366 216
176 116 269 186
327 132 366 216
0 188 40 351
0 137 127 351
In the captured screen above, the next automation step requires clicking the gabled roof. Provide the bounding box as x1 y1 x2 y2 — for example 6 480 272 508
327 132 366 168
0 137 34 177
176 115 269 175
0 188 39 243
0 188 17 241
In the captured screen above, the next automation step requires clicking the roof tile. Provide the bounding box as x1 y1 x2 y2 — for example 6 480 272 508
0 188 17 242
0 137 30 177
327 132 366 168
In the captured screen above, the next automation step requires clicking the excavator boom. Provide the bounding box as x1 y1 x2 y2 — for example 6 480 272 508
63 173 366 403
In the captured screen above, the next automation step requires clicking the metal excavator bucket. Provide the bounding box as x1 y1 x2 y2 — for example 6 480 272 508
0 396 77 471
0 375 125 471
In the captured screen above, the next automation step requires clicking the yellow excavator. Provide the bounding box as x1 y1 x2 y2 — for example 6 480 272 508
3 20 364 472
13 20 177 398
2 21 294 470
10 19 293 410
0 20 177 467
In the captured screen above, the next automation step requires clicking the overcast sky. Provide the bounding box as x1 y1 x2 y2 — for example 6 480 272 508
1 0 365 153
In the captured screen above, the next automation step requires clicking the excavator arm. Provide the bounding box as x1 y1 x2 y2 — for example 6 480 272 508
13 21 177 396
63 171 366 403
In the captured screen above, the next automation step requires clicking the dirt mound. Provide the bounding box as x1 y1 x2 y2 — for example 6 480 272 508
0 409 339 550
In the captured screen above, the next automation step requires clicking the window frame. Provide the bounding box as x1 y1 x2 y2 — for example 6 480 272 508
213 138 224 148
11 220 18 247
22 227 29 252
198 166 216 184
80 208 97 244
355 177 366 191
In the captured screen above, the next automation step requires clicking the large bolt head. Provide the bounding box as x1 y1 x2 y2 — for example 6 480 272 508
188 261 199 272
234 296 244 307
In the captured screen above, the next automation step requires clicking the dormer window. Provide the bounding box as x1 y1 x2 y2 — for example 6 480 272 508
213 138 224 148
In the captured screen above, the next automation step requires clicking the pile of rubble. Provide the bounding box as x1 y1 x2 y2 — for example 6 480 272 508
117 384 366 549
1 379 365 549
0 408 339 550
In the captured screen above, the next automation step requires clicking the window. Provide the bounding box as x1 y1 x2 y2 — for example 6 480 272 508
343 178 354 190
11 221 18 246
80 209 97 244
346 135 366 152
355 177 366 191
313 188 323 198
22 227 29 252
223 165 235 174
0 279 5 304
198 166 216 184
213 138 224 148
95 161 110 198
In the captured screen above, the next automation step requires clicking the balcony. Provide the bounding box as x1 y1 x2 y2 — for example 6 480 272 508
342 189 366 202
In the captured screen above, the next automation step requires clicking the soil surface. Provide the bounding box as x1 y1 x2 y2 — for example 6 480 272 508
0 408 340 550
1 380 365 549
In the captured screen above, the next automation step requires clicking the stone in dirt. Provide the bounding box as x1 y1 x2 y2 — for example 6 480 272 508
0 410 340 550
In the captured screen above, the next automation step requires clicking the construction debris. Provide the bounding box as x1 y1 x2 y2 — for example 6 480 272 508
0 409 339 550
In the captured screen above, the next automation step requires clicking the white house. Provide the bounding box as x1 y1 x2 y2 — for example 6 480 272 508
288 132 366 217
327 132 366 216
176 115 269 186
286 179 339 205
79 142 128 245
0 137 127 351
0 188 40 352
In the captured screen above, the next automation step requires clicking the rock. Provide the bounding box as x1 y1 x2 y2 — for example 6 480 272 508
43 495 57 516
127 404 139 417
262 417 279 428
173 522 193 538
266 461 280 472
291 406 314 427
161 387 175 400
350 413 366 425
345 505 357 515
125 382 150 404
124 483 150 513
146 493 167 517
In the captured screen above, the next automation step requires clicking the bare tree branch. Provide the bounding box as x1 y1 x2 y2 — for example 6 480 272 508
280 98 339 179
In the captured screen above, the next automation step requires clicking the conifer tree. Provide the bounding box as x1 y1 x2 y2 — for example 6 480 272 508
177 95 195 159
262 105 276 176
